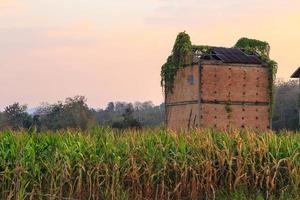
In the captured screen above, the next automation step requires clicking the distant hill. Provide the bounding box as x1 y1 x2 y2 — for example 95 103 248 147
27 107 38 115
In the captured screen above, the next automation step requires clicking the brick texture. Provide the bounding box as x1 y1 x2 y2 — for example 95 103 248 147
201 64 269 102
165 62 271 131
200 103 270 130
166 65 199 103
166 104 199 131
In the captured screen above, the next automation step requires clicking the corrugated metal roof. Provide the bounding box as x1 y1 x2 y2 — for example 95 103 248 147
291 67 300 78
210 47 262 64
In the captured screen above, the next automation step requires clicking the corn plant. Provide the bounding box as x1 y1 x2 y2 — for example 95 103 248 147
0 128 300 199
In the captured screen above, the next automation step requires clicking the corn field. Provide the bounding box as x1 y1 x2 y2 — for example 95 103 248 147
1 128 300 200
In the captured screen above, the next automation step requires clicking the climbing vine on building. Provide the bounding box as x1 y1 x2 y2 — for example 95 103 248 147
234 38 270 58
191 45 212 55
234 38 278 118
161 32 212 93
161 32 192 93
225 101 233 113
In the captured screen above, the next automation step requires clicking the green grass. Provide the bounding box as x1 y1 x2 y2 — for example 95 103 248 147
1 127 300 199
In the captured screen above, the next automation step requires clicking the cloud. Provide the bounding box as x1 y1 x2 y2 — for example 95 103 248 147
0 21 168 108
0 0 28 15
0 20 99 58
145 0 300 27
45 20 97 40
0 0 19 7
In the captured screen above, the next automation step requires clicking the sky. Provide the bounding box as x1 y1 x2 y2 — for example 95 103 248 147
0 0 300 110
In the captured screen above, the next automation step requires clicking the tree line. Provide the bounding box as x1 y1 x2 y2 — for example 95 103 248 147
0 96 164 131
0 80 299 131
272 79 299 130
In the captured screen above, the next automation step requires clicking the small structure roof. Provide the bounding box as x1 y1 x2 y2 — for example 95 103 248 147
210 47 262 64
193 47 264 65
291 67 300 78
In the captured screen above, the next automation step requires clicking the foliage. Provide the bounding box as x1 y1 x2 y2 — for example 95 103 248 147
272 80 298 130
112 104 141 129
97 101 164 127
172 31 192 69
3 103 32 130
225 101 233 113
161 55 176 93
0 113 4 129
2 128 300 199
35 96 97 131
160 32 214 93
191 45 212 54
234 38 278 119
0 99 164 132
235 37 270 58
161 32 192 93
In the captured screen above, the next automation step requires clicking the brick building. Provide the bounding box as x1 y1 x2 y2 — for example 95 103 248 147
165 47 271 130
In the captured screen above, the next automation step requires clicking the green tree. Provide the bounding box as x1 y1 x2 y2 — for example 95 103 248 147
4 103 32 130
112 104 141 129
62 96 96 129
36 96 97 131
0 112 5 129
272 80 298 130
105 102 115 112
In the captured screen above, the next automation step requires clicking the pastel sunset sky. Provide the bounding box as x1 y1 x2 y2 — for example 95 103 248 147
1 0 300 109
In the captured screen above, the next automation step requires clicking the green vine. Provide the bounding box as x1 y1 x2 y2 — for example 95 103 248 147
225 101 233 113
191 45 212 54
161 32 193 93
235 38 270 58
161 32 214 93
172 32 192 69
234 38 278 119
161 55 175 93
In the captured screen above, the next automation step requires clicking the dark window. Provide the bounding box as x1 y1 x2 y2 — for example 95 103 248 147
187 75 194 85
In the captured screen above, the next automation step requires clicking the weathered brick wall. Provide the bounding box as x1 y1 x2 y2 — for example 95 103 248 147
200 104 270 130
166 104 199 131
201 64 269 102
166 65 199 103
165 64 199 130
200 63 270 130
165 62 270 131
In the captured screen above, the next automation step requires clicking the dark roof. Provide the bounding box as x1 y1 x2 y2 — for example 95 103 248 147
210 47 262 64
291 67 300 78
